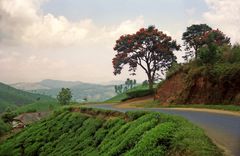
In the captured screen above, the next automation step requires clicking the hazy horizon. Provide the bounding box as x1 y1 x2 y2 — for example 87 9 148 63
1 0 239 84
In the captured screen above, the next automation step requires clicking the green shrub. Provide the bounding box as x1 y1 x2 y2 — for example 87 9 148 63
126 89 155 100
198 44 222 65
1 111 17 123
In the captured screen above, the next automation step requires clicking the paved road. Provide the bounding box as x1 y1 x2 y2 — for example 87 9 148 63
87 104 240 156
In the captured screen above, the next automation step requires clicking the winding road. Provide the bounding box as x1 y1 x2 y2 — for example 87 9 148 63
87 104 240 156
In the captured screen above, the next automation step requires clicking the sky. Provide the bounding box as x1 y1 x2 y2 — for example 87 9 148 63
0 0 240 84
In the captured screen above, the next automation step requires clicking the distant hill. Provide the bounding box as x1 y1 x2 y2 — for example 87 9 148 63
11 82 50 90
11 79 84 90
11 79 117 102
101 80 125 86
39 79 84 89
0 82 55 112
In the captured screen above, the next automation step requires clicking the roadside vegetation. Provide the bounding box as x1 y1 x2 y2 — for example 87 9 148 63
129 99 240 112
106 83 157 103
0 119 10 137
110 24 240 108
0 107 222 156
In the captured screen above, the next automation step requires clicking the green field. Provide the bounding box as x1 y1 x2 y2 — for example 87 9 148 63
0 82 55 112
0 107 222 156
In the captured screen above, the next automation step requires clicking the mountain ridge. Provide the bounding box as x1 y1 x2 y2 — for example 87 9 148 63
10 79 118 102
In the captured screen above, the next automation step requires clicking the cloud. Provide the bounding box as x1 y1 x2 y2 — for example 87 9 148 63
0 0 145 48
203 0 240 44
0 0 147 83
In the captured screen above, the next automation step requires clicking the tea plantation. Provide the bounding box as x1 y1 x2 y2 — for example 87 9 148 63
0 107 222 156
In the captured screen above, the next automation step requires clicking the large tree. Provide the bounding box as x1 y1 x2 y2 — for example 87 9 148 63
113 26 180 89
198 29 231 64
182 24 212 60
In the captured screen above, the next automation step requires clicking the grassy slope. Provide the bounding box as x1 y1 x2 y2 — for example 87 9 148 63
0 107 222 156
0 82 55 112
105 84 156 103
14 101 59 114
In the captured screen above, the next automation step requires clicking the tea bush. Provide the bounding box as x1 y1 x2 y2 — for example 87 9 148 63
0 108 222 156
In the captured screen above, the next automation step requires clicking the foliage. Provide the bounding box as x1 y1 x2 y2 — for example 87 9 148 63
142 80 149 86
126 89 155 100
113 25 180 89
0 119 10 136
182 24 212 60
124 78 137 90
114 79 137 94
197 29 230 65
1 110 17 123
182 24 230 62
106 84 158 102
198 43 221 65
199 29 230 47
0 108 222 156
219 44 240 63
57 88 72 105
114 85 124 94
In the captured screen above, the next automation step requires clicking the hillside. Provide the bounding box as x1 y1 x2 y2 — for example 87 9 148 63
0 107 222 156
155 63 240 105
0 82 55 112
11 79 116 102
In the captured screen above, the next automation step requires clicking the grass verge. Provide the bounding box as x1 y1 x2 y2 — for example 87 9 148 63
132 100 240 112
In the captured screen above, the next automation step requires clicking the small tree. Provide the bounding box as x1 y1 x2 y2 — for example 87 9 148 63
57 88 72 105
83 97 88 102
113 26 180 89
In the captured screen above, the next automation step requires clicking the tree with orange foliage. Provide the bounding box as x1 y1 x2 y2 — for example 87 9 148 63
112 26 180 89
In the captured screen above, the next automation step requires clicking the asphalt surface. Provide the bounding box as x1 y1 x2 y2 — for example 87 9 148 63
87 104 240 156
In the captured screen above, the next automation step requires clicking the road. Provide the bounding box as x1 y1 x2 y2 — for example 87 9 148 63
87 104 240 156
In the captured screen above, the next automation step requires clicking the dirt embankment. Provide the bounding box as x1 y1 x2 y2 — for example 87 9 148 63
155 71 240 106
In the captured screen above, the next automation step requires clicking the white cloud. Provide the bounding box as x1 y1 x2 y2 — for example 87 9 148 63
0 0 145 48
203 0 240 44
0 0 146 83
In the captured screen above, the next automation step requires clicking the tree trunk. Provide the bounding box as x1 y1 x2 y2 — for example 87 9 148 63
148 76 154 90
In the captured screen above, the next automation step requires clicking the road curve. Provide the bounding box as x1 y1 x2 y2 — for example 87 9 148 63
87 104 240 156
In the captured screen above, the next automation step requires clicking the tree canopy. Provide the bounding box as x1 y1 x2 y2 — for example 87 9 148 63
182 24 230 60
113 26 180 89
198 29 231 65
182 24 212 59
57 88 72 105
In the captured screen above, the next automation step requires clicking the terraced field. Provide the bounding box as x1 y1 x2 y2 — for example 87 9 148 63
0 107 222 156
